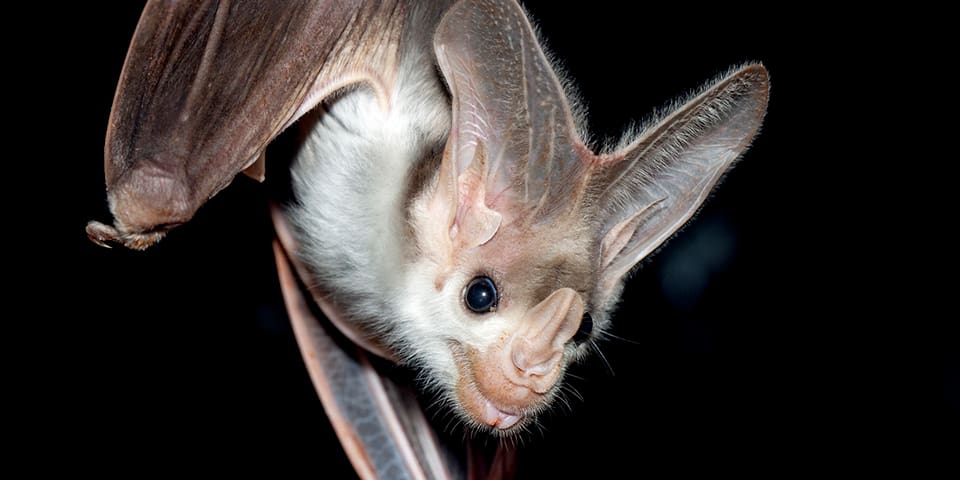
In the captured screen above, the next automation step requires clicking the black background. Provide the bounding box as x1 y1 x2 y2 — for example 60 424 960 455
28 1 955 476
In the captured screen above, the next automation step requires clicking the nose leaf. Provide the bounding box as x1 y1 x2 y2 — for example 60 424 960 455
510 288 584 391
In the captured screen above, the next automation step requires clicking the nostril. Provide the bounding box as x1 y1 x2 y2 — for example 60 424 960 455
512 347 561 378
573 312 593 345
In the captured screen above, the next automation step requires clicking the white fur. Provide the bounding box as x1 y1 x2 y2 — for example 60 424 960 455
287 6 465 396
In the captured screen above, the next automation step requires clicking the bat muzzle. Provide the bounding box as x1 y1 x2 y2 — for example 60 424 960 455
453 288 584 431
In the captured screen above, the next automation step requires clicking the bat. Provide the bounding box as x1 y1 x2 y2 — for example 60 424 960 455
87 0 768 476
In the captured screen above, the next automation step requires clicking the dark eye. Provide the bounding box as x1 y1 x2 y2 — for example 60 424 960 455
464 276 498 313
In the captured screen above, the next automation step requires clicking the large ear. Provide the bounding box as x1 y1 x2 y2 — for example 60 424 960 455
433 0 593 249
595 64 769 302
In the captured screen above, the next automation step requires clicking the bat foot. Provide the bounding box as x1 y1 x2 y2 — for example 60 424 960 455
86 221 167 251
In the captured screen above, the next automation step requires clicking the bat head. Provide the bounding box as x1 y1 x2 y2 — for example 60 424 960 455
395 0 769 434
404 180 599 432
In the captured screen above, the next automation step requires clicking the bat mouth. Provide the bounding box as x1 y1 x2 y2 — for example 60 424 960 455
455 372 528 432
450 341 560 433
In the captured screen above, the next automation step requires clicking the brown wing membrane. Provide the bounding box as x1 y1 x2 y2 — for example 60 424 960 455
87 0 362 249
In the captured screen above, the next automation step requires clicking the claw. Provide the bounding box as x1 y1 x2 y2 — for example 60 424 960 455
85 220 166 251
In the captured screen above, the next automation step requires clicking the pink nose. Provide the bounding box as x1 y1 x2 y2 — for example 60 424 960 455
509 288 584 394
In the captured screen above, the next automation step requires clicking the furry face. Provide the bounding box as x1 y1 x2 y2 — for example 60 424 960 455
398 187 600 432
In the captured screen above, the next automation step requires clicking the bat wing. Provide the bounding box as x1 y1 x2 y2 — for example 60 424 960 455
86 0 405 250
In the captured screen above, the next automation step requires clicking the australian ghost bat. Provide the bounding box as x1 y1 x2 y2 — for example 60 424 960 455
88 0 768 468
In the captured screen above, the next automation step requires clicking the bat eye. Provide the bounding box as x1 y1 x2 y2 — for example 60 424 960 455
573 312 593 344
464 276 498 313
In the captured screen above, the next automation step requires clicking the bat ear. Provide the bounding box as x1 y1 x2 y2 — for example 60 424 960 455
433 0 593 249
594 64 769 304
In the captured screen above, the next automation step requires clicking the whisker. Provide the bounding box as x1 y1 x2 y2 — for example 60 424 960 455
591 341 616 376
597 329 642 345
